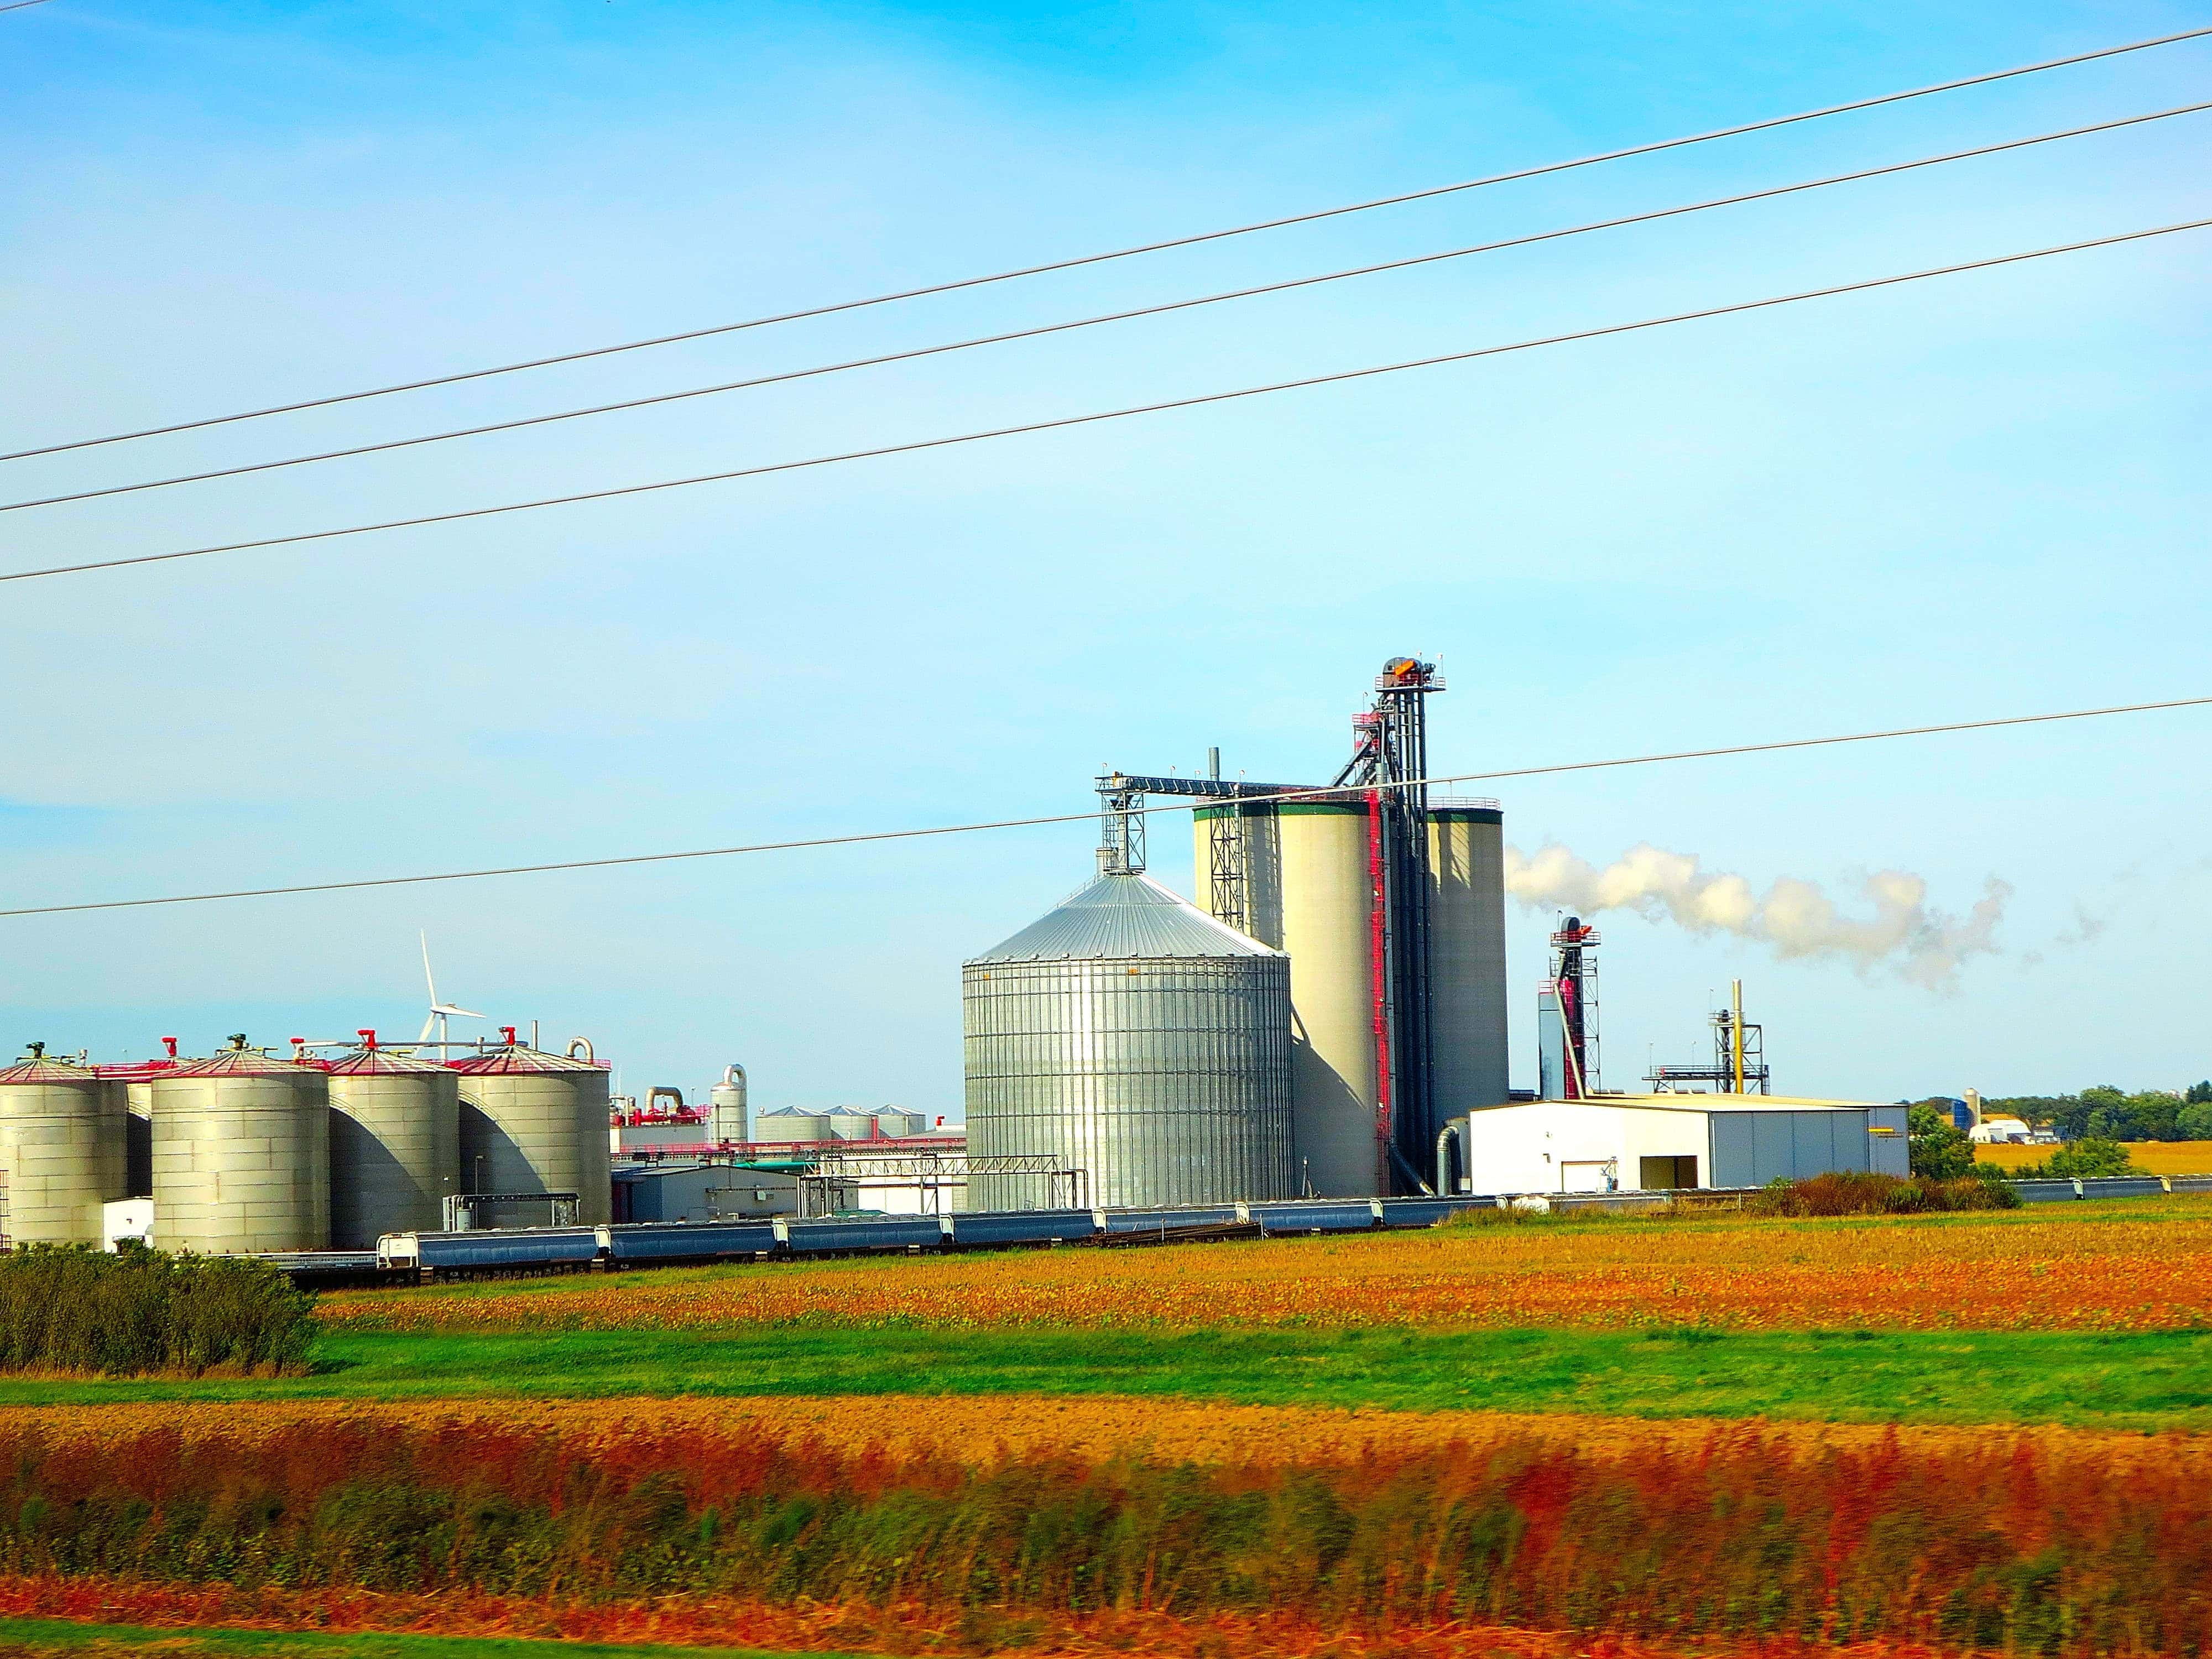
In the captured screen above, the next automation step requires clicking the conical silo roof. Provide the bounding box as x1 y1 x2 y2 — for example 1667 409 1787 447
172 1044 315 1078
968 872 1280 964
0 1055 98 1084
451 1045 606 1075
327 1046 448 1076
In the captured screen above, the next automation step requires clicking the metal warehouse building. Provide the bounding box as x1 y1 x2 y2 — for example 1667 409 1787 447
1446 1096 1910 1196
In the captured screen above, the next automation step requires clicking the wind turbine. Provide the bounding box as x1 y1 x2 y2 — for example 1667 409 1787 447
418 931 484 1050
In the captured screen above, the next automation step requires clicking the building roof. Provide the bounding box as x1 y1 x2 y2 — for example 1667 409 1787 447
1477 1093 1881 1115
968 872 1280 965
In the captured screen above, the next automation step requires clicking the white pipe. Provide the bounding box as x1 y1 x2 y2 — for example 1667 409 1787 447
1436 1120 1462 1196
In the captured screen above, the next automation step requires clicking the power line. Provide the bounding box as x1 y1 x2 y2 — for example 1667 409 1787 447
17 100 2208 517
8 216 2204 586
0 1 58 12
4 693 2204 921
8 23 2209 466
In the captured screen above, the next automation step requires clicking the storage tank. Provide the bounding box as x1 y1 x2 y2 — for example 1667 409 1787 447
0 1048 128 1245
1428 800 1511 1122
755 1107 832 1142
709 1064 748 1144
326 1036 460 1246
873 1108 923 1138
151 1039 330 1253
1196 800 1378 1196
451 1040 611 1228
963 869 1294 1210
826 1108 877 1141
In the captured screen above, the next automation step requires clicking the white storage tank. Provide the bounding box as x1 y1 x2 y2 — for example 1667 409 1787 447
826 1108 878 1141
755 1107 832 1142
451 1040 612 1228
152 1039 330 1253
326 1035 460 1247
0 1047 128 1245
1196 799 1379 1196
709 1064 749 1144
872 1108 924 1138
1427 800 1511 1120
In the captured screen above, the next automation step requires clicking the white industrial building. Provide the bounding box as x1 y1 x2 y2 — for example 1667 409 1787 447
1444 1095 1911 1196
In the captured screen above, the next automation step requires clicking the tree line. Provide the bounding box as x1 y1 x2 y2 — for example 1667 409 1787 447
1978 1082 2212 1143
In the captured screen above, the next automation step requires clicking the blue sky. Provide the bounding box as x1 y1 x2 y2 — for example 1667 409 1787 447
3 1 2207 1113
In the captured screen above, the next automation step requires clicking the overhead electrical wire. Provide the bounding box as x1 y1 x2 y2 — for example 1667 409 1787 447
0 1 58 13
7 216 2205 586
13 100 2209 517
7 22 2210 466
3 694 2204 921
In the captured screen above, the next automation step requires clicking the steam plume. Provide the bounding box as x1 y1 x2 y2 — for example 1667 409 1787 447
1501 842 2011 989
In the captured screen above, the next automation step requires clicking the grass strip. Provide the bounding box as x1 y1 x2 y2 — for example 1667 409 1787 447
0 1616 854 1659
0 1324 2201 1431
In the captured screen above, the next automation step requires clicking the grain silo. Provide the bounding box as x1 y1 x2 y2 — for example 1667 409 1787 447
451 1041 611 1228
1195 799 1380 1197
826 1108 878 1141
326 1036 460 1246
0 1048 128 1245
151 1039 330 1253
1427 799 1511 1119
754 1107 833 1142
963 869 1294 1211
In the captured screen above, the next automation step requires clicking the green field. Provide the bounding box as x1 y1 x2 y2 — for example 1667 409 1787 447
1 1322 2204 1431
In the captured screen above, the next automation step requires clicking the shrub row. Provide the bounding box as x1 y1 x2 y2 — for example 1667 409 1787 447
1749 1171 2021 1218
0 1414 2203 1653
0 1245 315 1376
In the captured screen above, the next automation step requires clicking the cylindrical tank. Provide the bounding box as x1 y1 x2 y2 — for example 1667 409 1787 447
1428 800 1511 1121
0 1052 128 1245
326 1042 460 1246
124 1081 154 1199
873 1108 923 1138
963 870 1295 1211
826 1109 877 1141
151 1041 330 1253
709 1064 748 1144
451 1044 611 1228
1197 800 1378 1197
755 1108 832 1142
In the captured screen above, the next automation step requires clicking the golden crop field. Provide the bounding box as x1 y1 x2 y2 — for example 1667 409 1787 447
1976 1139 2212 1174
320 1199 2212 1333
0 1392 2203 1658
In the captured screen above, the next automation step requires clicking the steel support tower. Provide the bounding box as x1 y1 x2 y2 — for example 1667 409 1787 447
1332 658 1445 1188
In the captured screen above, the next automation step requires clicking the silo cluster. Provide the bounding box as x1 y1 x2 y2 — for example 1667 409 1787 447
962 657 1510 1211
0 1031 612 1254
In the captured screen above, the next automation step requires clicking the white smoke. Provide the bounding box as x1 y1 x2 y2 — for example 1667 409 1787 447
1501 842 2011 989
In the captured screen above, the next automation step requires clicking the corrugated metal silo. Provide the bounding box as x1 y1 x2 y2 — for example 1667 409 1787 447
327 1042 460 1246
873 1108 924 1138
755 1108 832 1142
1196 800 1378 1196
1427 800 1511 1120
451 1044 612 1227
826 1109 877 1141
151 1041 330 1253
0 1051 127 1245
963 870 1294 1211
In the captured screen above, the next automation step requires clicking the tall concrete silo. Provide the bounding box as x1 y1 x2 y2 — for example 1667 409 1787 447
451 1041 611 1227
1196 800 1380 1197
0 1050 127 1245
326 1038 459 1246
963 870 1294 1211
1427 800 1511 1119
151 1040 330 1253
